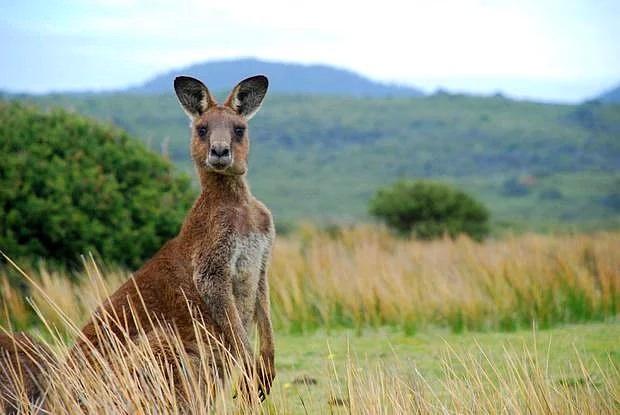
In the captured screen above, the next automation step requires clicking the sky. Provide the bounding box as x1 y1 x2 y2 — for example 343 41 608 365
1 0 619 102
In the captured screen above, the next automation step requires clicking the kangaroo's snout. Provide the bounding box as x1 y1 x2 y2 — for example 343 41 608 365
207 142 232 169
210 143 230 158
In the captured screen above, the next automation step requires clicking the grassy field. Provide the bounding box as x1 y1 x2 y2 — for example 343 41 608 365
268 226 619 334
1 228 619 413
3 227 619 334
273 323 619 414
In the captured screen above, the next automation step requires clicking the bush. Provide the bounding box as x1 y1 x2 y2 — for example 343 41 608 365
369 180 489 240
0 102 195 268
502 176 530 197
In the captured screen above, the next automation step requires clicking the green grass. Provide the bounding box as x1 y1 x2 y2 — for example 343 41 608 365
1 254 617 413
272 321 620 413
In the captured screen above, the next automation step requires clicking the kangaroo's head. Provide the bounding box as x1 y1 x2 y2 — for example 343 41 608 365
174 75 268 176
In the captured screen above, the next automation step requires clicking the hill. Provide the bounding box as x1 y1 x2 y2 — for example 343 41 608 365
13 92 620 230
597 84 620 103
130 58 423 97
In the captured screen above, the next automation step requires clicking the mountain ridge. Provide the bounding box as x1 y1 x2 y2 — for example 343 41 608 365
129 58 424 97
596 84 620 103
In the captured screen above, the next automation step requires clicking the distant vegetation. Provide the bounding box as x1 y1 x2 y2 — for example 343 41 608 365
369 180 489 240
17 90 620 230
0 102 195 268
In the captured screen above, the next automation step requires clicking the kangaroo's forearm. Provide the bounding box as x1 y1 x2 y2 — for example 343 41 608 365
212 296 253 359
256 304 273 353
253 268 276 398
255 270 274 355
193 265 253 360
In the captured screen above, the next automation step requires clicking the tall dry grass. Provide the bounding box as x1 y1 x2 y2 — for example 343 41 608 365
1 227 619 334
0 259 618 414
269 226 619 333
333 344 619 415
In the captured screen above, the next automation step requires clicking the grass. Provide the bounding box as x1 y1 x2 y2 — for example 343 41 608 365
2 227 619 335
1 228 618 413
274 322 620 414
1 257 618 413
268 226 619 333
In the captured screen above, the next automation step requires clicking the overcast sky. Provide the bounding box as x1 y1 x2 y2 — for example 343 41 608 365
1 0 619 102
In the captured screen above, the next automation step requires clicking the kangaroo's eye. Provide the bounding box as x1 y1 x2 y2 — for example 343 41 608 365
233 126 245 141
197 125 208 139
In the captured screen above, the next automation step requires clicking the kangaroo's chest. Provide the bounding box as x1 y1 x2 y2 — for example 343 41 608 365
229 232 271 328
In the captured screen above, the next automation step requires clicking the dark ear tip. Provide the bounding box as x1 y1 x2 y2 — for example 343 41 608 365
174 76 204 90
173 76 186 91
258 75 269 89
243 74 268 90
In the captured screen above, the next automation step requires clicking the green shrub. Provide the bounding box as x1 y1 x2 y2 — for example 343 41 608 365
369 180 489 240
502 176 530 197
0 102 195 268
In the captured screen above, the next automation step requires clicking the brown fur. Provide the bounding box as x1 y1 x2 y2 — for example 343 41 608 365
1 75 275 407
79 75 276 398
0 333 52 414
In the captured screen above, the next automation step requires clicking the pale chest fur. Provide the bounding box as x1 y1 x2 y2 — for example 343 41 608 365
229 232 272 330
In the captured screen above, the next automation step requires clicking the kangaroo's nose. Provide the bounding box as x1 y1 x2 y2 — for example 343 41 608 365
210 143 230 158
207 142 232 169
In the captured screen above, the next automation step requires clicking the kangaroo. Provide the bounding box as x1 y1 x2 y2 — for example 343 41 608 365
0 75 275 410
0 333 53 414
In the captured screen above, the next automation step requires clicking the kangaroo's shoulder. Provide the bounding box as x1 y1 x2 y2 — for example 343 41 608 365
250 197 274 237
218 196 273 238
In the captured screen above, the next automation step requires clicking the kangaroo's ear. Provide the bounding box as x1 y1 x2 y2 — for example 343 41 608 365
174 76 216 118
225 75 269 120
